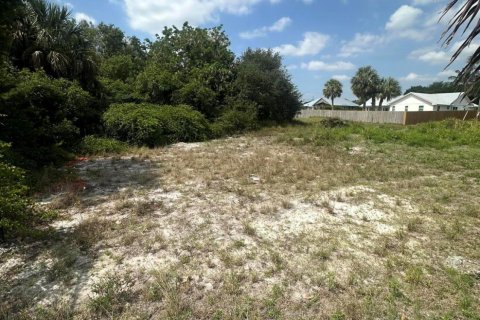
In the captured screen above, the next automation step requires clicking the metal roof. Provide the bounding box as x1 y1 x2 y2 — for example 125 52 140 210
388 92 467 106
304 97 359 107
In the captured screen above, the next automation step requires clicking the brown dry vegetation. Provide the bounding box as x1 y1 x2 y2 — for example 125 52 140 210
1 119 479 319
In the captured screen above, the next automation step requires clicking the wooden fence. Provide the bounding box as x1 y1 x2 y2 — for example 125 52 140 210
297 109 479 125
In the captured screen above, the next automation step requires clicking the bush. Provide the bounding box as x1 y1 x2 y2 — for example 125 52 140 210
233 49 302 122
0 141 32 239
79 136 128 155
212 99 259 137
320 117 348 128
0 70 99 167
103 103 211 146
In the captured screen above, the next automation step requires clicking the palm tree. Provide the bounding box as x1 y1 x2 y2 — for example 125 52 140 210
323 79 343 110
351 66 380 110
378 77 401 110
11 0 96 83
442 0 480 94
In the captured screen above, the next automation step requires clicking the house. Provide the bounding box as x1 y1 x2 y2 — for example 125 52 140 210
387 92 476 112
304 97 359 110
364 97 398 111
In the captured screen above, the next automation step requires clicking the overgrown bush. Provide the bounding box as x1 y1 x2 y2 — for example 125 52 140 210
320 117 348 128
0 142 32 239
233 49 302 122
79 136 128 155
212 99 259 136
103 103 211 146
0 70 100 167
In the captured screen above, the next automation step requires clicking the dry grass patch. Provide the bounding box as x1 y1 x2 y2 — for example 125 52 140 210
2 123 480 319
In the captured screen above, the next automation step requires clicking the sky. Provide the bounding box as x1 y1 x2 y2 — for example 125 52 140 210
57 0 476 101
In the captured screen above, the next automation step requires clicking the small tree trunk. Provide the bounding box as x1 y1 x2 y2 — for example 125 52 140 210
372 96 376 111
379 97 384 111
331 98 334 110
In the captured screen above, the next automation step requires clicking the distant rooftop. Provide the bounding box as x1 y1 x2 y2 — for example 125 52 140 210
304 97 358 107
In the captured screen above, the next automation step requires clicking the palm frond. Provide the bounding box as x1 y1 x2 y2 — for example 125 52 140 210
441 0 480 93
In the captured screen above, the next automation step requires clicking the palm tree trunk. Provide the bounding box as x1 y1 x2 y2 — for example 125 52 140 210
331 98 334 110
379 97 384 111
372 96 376 111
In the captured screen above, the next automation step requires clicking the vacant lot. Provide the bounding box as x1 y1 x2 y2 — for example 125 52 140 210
1 119 479 319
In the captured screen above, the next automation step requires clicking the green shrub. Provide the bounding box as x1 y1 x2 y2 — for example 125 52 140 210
103 103 211 146
0 142 32 239
0 70 100 167
79 136 128 155
212 99 259 137
320 117 348 128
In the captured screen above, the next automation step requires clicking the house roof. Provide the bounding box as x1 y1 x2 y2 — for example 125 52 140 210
365 96 399 107
304 97 359 107
388 92 467 106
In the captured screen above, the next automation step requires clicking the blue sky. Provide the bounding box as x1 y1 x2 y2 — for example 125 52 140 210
59 0 476 101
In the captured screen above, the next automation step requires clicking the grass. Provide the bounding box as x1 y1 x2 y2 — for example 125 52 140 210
1 118 479 319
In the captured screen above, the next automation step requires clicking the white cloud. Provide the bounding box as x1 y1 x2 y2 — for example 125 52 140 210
400 72 436 82
409 40 480 66
301 60 355 71
386 5 423 30
269 17 291 31
122 0 263 34
437 69 457 78
339 33 385 57
409 48 450 64
74 12 96 24
385 5 432 40
240 17 292 39
272 32 329 56
332 74 350 81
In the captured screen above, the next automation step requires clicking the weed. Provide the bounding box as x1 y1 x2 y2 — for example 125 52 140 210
242 221 256 236
405 265 424 285
89 273 134 317
406 217 423 232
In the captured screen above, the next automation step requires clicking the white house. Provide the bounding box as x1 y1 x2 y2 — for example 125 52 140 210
387 92 476 112
364 97 398 111
304 97 359 109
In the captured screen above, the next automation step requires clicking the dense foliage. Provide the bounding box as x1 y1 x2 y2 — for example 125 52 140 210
0 70 99 167
233 48 302 122
0 0 302 238
0 142 32 238
104 103 211 146
404 81 462 95
79 136 128 155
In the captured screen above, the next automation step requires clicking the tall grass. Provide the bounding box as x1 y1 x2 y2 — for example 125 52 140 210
273 118 480 149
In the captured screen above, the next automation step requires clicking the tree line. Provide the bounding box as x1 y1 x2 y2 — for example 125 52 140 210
0 0 302 238
321 66 402 110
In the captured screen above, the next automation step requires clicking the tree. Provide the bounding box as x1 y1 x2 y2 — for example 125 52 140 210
323 79 343 110
10 0 97 85
442 0 480 94
95 23 126 57
0 70 97 166
404 81 461 95
378 77 401 110
233 48 302 122
136 23 235 118
0 0 22 57
351 66 380 110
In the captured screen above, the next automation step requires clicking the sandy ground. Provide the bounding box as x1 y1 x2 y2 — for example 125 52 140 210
1 136 479 319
